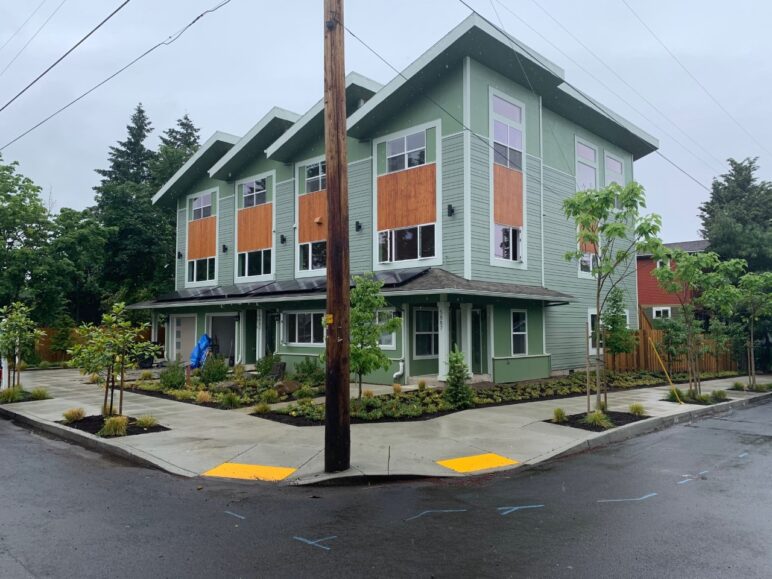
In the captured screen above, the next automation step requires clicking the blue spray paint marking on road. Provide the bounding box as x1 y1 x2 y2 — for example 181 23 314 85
738 452 749 458
497 504 545 516
405 509 467 522
597 493 657 503
293 536 337 551
224 511 245 520
677 479 693 485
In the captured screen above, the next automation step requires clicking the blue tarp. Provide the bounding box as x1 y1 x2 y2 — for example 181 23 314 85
190 334 211 369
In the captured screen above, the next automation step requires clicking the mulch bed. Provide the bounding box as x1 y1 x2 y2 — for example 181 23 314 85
252 408 468 427
546 410 648 433
57 415 170 437
125 387 224 409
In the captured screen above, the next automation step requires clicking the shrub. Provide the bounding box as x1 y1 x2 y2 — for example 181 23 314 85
259 388 279 404
99 415 128 437
581 410 614 429
219 391 241 409
62 407 85 423
160 362 186 390
666 388 686 403
38 360 52 369
392 383 402 395
167 389 196 402
731 381 747 391
362 389 375 399
134 415 158 428
201 356 229 385
87 373 102 384
443 347 474 410
253 402 271 415
195 390 213 404
295 385 316 400
136 381 164 392
552 407 567 424
417 380 427 392
18 361 28 372
255 353 282 379
29 387 50 400
0 389 25 403
232 363 247 384
293 356 324 387
138 370 154 382
629 402 646 417
710 389 728 403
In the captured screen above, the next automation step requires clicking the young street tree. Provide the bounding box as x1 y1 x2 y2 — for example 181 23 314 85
601 287 636 403
735 272 772 388
564 181 663 412
349 274 401 399
0 302 44 389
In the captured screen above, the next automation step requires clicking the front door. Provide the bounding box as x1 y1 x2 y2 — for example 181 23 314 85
266 313 279 356
210 316 237 366
173 316 196 364
471 309 484 375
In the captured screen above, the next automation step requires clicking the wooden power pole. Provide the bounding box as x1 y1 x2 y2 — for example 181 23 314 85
323 0 351 472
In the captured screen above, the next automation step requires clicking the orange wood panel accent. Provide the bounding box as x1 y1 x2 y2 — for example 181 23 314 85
238 204 273 252
187 217 216 259
493 164 523 228
298 190 328 243
377 164 436 230
579 223 597 253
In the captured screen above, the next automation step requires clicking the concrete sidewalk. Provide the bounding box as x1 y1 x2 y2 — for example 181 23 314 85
2 369 770 484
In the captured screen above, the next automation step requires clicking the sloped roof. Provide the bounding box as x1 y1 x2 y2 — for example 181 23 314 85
664 240 710 253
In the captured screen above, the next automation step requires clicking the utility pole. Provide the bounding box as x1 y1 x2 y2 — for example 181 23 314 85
323 0 351 472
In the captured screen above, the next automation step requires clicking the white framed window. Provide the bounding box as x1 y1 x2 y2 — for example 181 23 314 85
386 130 426 173
605 153 624 209
580 251 598 275
576 139 598 192
237 249 271 278
305 161 326 193
284 311 325 346
377 310 396 349
588 307 630 354
240 178 267 208
656 259 671 270
187 257 216 283
191 192 212 221
511 310 528 356
378 223 435 263
413 308 439 359
299 241 327 271
653 307 671 320
495 225 521 261
492 95 523 171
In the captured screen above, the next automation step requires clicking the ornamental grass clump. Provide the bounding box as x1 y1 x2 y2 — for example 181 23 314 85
253 402 270 415
98 415 128 437
29 387 50 400
134 415 158 429
195 390 213 405
0 388 25 403
710 389 728 403
219 391 241 409
62 407 85 424
552 407 567 424
580 410 614 430
629 402 646 417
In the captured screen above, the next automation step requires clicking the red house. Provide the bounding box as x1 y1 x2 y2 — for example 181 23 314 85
637 240 709 322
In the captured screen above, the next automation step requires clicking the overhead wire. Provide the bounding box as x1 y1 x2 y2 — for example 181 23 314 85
0 0 131 114
0 0 49 55
0 0 232 152
0 0 69 77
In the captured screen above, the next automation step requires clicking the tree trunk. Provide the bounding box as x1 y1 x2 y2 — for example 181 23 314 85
358 373 362 400
585 321 591 414
103 367 111 414
594 289 602 411
119 362 125 415
749 320 756 388
109 370 116 416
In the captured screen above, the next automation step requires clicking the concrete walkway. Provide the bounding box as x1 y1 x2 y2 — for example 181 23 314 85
2 369 770 484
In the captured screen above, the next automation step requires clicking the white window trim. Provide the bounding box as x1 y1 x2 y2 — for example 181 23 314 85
295 155 327 279
377 308 397 351
372 120 443 272
413 306 439 360
488 87 527 270
605 151 625 210
297 240 327 274
385 131 427 175
588 307 630 355
575 137 599 281
493 223 522 263
304 159 327 195
184 187 218 289
653 306 672 319
283 310 326 347
656 258 671 270
234 170 276 283
205 312 240 363
190 190 214 221
236 249 273 281
511 308 528 357
169 314 196 363
378 222 437 264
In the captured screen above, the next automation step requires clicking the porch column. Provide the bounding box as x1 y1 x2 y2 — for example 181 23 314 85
460 303 473 375
437 301 451 381
150 312 158 343
237 311 246 364
255 309 265 361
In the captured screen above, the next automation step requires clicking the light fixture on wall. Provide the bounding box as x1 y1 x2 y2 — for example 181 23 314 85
222 244 228 253
177 251 183 259
447 204 455 217
280 234 286 244
355 221 362 232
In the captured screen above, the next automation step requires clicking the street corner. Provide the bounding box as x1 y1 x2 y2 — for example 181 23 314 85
436 452 519 474
203 462 297 482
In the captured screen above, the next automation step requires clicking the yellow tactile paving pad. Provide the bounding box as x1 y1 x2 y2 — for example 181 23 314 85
436 452 518 473
203 462 296 481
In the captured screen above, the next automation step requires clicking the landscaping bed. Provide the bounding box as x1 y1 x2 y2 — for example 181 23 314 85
58 415 169 437
546 410 648 433
0 387 51 404
661 387 733 406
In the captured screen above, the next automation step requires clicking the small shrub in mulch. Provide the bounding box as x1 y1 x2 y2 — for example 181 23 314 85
662 387 733 406
546 410 648 433
0 388 40 404
57 415 169 437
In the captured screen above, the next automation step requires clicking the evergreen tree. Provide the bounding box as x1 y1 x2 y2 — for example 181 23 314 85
699 158 772 272
150 113 201 190
95 103 155 186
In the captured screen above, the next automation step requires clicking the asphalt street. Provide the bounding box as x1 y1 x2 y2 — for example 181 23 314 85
0 402 770 578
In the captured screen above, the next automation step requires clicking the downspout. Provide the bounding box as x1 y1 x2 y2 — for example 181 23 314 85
392 360 405 382
539 95 545 288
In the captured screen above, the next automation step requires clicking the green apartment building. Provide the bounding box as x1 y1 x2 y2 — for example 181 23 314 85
132 14 658 385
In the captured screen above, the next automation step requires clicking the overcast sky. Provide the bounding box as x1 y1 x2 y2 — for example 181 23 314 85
1 0 769 242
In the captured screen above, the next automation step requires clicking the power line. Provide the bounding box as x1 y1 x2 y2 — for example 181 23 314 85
501 0 725 173
459 0 710 191
0 0 68 77
0 0 232 152
620 0 772 159
0 0 131 114
0 0 48 55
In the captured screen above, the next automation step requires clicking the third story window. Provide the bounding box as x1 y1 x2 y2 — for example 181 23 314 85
191 192 212 220
493 119 523 171
238 249 271 277
299 241 327 271
241 178 267 208
305 161 326 193
386 131 426 173
580 252 597 274
495 224 521 261
378 224 435 263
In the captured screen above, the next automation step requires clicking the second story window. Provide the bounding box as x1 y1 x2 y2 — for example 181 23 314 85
305 161 326 193
241 178 267 208
386 131 426 173
378 224 435 263
495 225 520 261
187 257 215 283
299 240 326 272
191 192 212 220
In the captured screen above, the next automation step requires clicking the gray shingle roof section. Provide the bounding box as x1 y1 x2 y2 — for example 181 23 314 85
664 240 710 253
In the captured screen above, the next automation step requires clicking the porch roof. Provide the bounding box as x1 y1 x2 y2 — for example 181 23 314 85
128 268 573 310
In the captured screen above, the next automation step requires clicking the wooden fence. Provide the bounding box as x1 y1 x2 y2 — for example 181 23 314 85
605 308 736 374
33 327 163 364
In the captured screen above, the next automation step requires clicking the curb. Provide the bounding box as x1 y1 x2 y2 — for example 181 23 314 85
0 406 195 478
